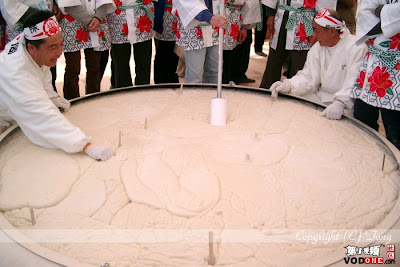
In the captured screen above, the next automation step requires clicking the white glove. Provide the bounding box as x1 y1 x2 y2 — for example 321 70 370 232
270 80 291 98
320 100 345 120
52 97 71 112
85 145 115 161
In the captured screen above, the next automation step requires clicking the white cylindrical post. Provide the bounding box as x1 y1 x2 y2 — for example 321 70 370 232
211 0 227 126
210 98 227 126
217 0 225 99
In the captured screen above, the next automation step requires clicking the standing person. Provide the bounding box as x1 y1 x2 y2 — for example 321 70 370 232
0 10 114 160
56 0 116 100
153 0 179 84
107 0 154 88
172 0 228 84
173 0 260 84
270 9 366 120
222 0 261 84
351 1 400 149
223 28 257 85
254 1 268 57
259 0 337 89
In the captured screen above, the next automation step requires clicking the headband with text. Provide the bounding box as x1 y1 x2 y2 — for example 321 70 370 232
23 16 61 41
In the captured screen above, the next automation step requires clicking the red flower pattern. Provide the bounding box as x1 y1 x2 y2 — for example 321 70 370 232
115 9 122 15
303 0 316 9
214 27 226 36
165 5 172 13
64 14 75 22
356 71 366 89
75 28 89 43
389 33 400 50
368 39 374 46
230 23 239 41
137 15 152 33
368 66 393 98
172 21 180 39
396 61 400 70
114 0 122 6
122 24 128 36
196 26 203 39
99 31 105 38
142 0 152 4
296 23 309 43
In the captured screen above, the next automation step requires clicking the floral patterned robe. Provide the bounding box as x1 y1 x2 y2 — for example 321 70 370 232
153 0 177 41
351 0 400 111
261 0 337 50
107 0 154 44
173 0 260 51
57 0 115 52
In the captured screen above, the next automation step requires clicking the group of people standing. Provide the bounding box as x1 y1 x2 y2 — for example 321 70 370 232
0 0 399 160
260 0 400 151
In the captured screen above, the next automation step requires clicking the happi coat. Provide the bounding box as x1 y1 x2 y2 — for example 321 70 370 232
153 0 177 41
351 0 400 111
261 0 337 50
107 0 154 45
56 0 116 52
173 0 261 51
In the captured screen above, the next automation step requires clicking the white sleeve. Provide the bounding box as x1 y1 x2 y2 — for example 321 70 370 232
96 0 116 15
241 0 261 25
55 0 83 8
173 0 208 29
381 3 400 39
0 0 29 26
261 0 278 9
43 67 59 100
287 44 322 97
355 0 381 45
334 42 367 109
0 72 90 153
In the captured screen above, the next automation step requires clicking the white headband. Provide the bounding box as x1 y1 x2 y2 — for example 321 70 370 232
314 8 346 37
23 16 61 40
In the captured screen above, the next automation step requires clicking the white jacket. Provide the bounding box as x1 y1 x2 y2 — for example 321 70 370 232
0 35 91 153
288 29 367 109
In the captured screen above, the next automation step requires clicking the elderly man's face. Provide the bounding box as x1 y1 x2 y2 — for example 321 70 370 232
312 22 339 47
28 32 63 67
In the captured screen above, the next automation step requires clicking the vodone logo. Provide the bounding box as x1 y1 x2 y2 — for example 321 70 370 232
343 244 396 264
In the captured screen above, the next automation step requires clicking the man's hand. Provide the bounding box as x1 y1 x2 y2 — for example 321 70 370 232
210 15 228 29
87 18 100 32
85 145 114 161
238 28 247 43
270 81 291 98
320 100 345 120
52 97 71 112
267 16 274 34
